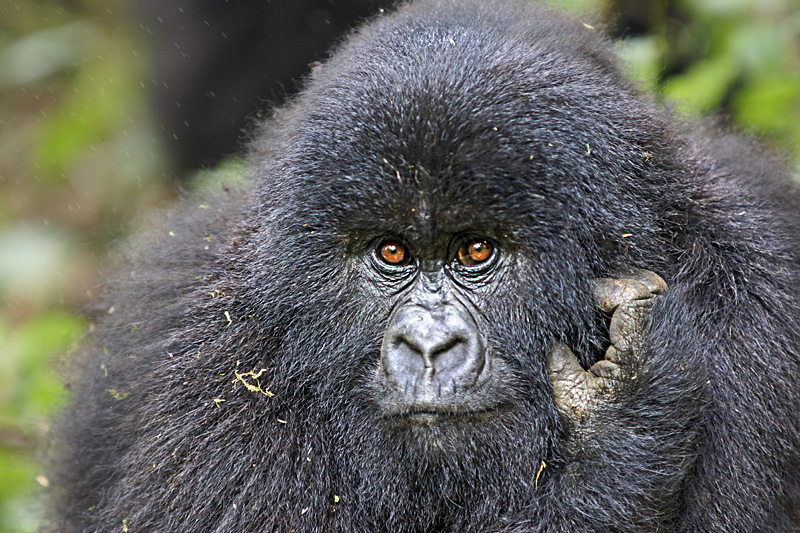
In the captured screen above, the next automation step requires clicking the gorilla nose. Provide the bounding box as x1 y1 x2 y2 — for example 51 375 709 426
380 303 486 405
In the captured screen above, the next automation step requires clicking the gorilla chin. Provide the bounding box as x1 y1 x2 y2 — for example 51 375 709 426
52 0 800 531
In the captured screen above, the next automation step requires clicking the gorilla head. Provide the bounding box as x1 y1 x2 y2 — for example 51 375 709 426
244 0 674 454
54 1 800 531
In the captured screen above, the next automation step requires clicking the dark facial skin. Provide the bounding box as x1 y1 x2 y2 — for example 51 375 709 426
375 236 501 418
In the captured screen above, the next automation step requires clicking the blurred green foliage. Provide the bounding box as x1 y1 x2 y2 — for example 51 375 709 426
617 0 800 154
0 0 798 531
0 1 168 531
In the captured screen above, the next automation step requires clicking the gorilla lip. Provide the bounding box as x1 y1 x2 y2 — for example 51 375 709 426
384 402 505 422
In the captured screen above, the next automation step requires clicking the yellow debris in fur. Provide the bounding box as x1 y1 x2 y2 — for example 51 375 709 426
106 388 128 401
535 460 547 489
233 368 274 397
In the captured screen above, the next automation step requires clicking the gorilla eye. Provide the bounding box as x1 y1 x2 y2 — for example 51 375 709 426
457 240 493 266
377 241 408 266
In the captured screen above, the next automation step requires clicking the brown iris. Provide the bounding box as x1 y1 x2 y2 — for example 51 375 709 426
457 240 493 266
379 241 407 265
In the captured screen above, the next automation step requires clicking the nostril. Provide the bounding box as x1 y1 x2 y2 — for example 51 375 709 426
432 335 484 380
395 332 470 373
396 334 421 352
386 329 482 380
385 336 426 378
429 336 466 360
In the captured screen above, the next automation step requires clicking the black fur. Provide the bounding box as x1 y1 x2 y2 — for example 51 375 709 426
54 0 800 531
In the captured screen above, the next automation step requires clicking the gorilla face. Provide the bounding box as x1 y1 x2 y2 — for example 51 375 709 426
245 96 613 480
376 238 493 418
245 14 654 456
368 231 559 430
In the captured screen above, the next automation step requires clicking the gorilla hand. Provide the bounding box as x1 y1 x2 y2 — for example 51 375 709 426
547 269 667 426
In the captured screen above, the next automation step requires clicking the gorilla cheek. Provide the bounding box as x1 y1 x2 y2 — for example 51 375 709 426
377 295 494 416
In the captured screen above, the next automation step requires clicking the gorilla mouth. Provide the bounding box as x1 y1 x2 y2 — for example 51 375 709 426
388 404 505 422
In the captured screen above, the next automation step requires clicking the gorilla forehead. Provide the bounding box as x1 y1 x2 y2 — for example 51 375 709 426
268 1 662 238
294 0 628 145
290 157 546 249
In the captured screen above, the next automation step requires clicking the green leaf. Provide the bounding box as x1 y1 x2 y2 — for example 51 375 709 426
0 22 95 88
662 56 740 114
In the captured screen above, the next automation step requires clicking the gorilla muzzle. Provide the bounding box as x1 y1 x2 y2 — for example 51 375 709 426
379 296 487 412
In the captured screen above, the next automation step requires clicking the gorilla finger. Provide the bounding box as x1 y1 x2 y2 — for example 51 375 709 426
592 269 666 314
547 342 587 386
547 342 593 419
604 344 620 364
588 359 621 380
627 269 667 296
608 305 648 353
589 360 625 395
592 278 652 314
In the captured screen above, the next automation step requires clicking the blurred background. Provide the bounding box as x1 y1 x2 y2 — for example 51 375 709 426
0 0 798 530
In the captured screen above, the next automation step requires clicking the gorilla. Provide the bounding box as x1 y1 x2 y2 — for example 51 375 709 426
53 0 800 531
